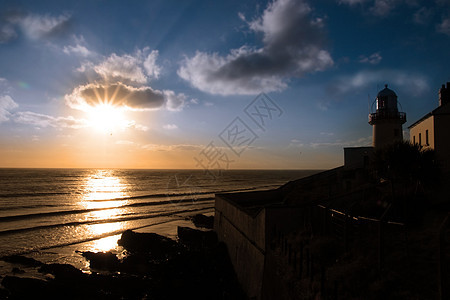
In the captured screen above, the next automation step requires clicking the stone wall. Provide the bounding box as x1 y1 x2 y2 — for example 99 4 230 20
214 194 266 299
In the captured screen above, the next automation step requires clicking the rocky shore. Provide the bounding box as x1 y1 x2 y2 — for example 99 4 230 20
0 215 245 299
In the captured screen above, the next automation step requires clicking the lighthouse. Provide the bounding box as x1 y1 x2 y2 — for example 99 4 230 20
368 85 406 148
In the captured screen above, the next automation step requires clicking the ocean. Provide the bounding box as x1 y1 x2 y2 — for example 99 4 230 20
0 168 318 274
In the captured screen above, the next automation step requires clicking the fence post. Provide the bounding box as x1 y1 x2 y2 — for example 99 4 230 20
299 242 304 279
306 248 310 278
439 214 449 300
344 211 349 251
320 266 326 299
378 219 383 271
378 204 391 271
288 244 292 264
334 280 338 300
293 250 297 271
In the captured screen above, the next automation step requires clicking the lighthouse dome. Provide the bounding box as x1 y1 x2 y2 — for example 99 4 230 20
377 85 397 98
376 84 398 112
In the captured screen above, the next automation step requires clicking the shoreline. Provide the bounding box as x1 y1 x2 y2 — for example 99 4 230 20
0 210 214 277
0 213 245 299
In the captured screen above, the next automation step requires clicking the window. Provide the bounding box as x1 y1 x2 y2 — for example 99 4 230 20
413 136 416 144
419 133 422 145
426 130 429 146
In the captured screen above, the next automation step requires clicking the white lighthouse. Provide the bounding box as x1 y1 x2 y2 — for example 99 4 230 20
369 85 406 148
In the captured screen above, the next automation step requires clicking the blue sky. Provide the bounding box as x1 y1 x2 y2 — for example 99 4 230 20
0 0 449 169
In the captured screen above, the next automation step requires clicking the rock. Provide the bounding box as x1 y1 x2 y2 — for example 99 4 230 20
11 267 25 274
120 253 155 275
118 230 180 259
79 251 120 271
177 226 218 249
38 263 85 281
0 254 43 267
190 214 214 229
2 276 48 297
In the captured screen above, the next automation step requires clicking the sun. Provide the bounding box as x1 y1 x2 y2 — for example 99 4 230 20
87 104 128 134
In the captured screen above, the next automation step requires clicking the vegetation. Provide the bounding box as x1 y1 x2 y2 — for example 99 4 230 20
372 140 441 223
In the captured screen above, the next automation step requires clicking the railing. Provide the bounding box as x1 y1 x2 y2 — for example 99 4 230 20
368 111 406 124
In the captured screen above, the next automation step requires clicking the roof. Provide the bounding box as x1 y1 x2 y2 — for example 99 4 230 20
377 85 397 98
408 103 450 129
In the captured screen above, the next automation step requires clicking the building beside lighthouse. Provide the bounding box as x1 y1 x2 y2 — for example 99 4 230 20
368 84 406 148
408 82 450 171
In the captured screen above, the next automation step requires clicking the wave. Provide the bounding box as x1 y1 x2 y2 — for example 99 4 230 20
0 204 62 211
0 197 215 223
81 185 280 202
0 192 71 198
0 185 278 216
0 206 214 257
0 205 214 237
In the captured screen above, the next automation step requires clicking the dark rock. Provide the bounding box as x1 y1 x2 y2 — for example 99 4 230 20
177 226 218 249
0 287 8 299
190 214 214 229
11 267 24 274
120 253 156 275
79 251 120 271
38 263 85 281
2 276 48 297
118 230 180 259
0 254 43 267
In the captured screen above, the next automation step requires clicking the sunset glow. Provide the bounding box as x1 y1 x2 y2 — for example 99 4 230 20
87 104 129 134
0 0 450 170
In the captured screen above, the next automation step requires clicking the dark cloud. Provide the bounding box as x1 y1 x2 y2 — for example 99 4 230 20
178 0 333 95
66 82 185 111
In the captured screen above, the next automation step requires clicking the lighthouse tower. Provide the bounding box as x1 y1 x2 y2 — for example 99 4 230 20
368 85 406 148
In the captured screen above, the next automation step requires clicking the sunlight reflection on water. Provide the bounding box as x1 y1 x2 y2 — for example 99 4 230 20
81 170 129 252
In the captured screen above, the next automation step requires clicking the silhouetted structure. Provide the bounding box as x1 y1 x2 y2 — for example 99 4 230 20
369 85 406 148
214 84 449 299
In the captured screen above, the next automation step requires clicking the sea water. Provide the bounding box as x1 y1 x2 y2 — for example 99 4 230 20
0 168 318 272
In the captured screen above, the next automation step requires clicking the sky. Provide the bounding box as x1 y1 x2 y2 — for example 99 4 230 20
0 0 450 170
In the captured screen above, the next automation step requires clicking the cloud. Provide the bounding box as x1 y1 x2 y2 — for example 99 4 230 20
70 48 184 112
338 0 407 17
164 90 186 111
94 53 147 84
89 49 161 83
178 0 333 95
142 143 202 152
309 136 372 148
413 7 434 25
19 13 71 40
116 140 135 145
163 124 178 130
63 36 92 57
327 69 429 96
143 50 161 79
14 111 88 129
65 82 185 112
0 12 71 43
0 95 19 122
438 18 450 35
66 82 164 111
369 0 400 16
0 23 17 43
0 78 18 122
358 52 382 64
